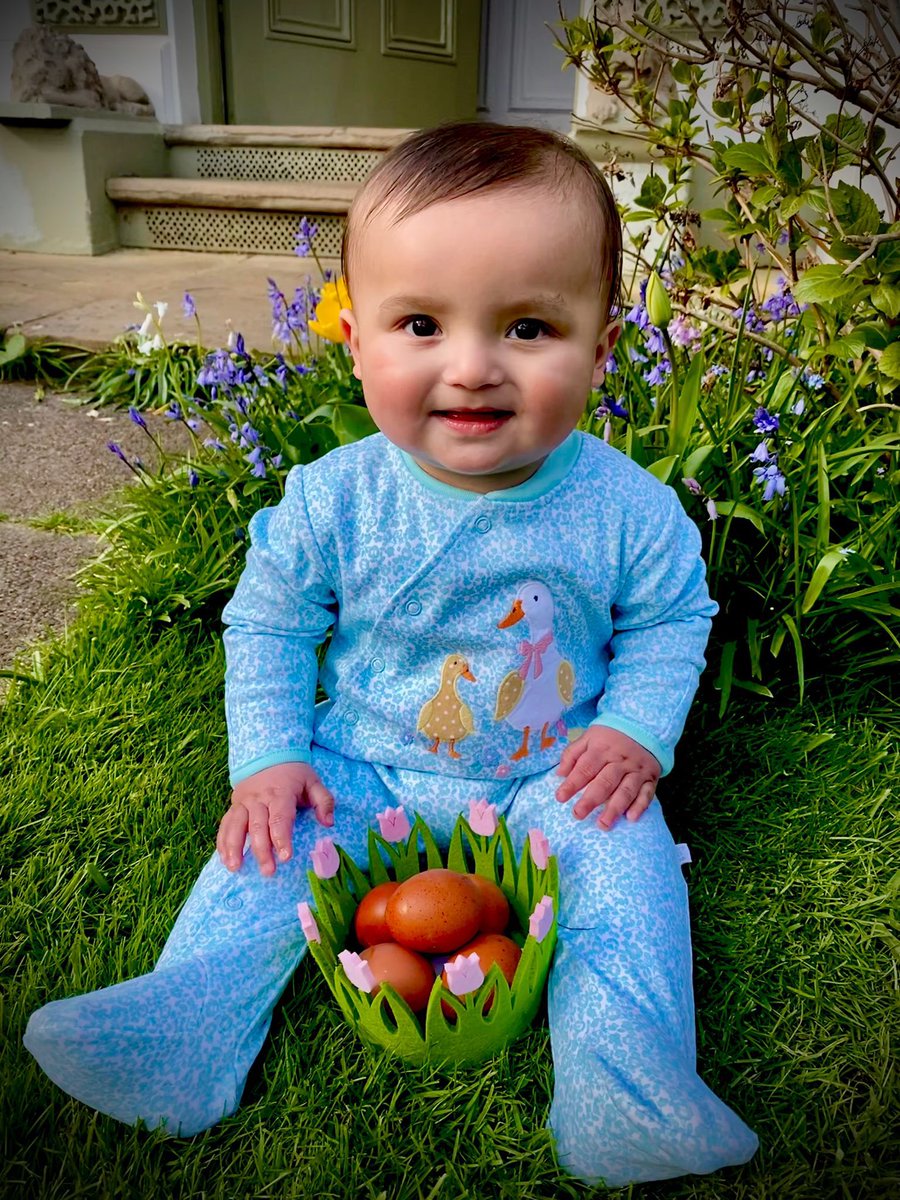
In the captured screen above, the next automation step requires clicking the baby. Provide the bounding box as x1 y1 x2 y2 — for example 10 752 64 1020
26 121 758 1187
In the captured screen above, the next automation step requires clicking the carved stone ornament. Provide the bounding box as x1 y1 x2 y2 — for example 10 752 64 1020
31 0 165 32
11 25 156 115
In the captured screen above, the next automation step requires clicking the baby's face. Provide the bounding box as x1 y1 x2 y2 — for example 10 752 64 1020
340 186 618 492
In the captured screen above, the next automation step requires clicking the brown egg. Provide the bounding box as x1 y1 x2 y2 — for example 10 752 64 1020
353 881 400 947
386 868 483 953
441 932 522 1017
468 874 510 934
360 943 435 1012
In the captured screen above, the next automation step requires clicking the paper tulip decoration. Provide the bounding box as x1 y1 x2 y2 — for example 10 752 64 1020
300 811 559 1065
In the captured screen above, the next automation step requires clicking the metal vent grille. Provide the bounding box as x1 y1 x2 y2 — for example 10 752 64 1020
194 147 382 183
126 208 345 256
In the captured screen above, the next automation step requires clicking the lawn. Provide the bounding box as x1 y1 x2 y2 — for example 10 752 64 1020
0 469 896 1200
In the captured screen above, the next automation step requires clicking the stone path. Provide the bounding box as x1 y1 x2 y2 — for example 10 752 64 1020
0 381 189 670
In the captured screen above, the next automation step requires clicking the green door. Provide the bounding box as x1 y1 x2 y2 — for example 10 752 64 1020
222 1 482 126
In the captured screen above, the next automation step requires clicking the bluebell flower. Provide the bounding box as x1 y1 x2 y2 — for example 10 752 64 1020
107 441 128 463
753 461 787 501
188 468 199 488
293 217 319 257
203 436 226 451
736 306 768 333
182 292 196 318
643 359 672 386
628 346 648 364
165 402 182 421
644 326 666 355
186 417 201 432
605 354 618 375
753 406 780 434
751 440 772 463
803 371 825 391
792 397 806 416
240 421 260 445
128 406 148 430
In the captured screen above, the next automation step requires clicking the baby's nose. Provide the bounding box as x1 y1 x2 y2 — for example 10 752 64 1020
441 336 504 390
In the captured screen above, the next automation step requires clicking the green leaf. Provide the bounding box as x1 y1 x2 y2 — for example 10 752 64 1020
871 284 900 319
635 174 666 210
715 641 736 717
0 332 27 366
721 142 772 177
829 182 882 236
878 341 900 380
819 331 867 359
668 352 702 458
779 194 805 220
647 455 678 484
330 404 379 444
681 444 715 480
816 443 830 555
814 113 867 174
802 548 847 614
792 264 863 305
780 614 805 702
714 500 764 532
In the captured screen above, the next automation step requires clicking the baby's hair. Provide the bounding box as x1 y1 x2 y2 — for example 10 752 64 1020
341 121 623 318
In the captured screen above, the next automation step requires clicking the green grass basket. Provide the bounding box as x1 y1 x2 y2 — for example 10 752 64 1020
300 810 559 1066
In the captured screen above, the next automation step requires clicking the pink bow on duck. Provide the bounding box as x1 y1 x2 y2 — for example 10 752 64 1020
518 631 553 679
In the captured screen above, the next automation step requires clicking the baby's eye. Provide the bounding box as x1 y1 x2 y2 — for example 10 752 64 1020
508 319 549 341
402 315 439 337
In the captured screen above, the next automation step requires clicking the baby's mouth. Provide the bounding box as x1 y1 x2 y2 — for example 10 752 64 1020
433 408 513 433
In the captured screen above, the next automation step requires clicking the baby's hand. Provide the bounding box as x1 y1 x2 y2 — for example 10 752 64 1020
216 762 334 876
555 726 660 830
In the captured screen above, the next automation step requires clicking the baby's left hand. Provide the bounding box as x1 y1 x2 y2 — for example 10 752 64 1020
555 726 660 830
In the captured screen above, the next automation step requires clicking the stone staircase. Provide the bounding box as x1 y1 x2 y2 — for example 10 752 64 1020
106 125 413 262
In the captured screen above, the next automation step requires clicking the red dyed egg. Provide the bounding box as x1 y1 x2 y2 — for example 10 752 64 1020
360 943 435 1012
468 874 510 934
353 881 399 947
386 868 482 954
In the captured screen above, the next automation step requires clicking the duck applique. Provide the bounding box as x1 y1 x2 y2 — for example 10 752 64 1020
495 581 574 761
417 653 477 759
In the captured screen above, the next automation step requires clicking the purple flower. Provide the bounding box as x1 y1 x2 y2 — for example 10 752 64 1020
106 441 128 464
188 468 199 488
165 402 183 421
706 498 718 521
628 346 648 364
203 436 226 451
644 325 666 355
182 291 196 319
751 440 772 463
293 217 319 257
643 359 672 386
791 398 806 416
604 354 618 375
128 406 148 431
683 477 702 495
736 306 769 333
753 406 780 434
803 372 825 392
753 461 787 501
668 314 702 349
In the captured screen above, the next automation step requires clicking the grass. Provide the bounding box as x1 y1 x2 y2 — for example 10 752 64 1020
1 476 897 1199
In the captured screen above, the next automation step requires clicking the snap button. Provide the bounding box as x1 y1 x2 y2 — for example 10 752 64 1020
404 599 422 616
474 515 492 533
371 657 385 673
224 894 243 911
344 708 359 725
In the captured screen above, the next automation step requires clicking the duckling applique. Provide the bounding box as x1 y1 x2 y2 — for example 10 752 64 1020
495 581 575 761
417 653 477 759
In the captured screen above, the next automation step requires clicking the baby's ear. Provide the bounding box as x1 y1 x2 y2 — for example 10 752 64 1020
591 321 621 387
340 308 362 380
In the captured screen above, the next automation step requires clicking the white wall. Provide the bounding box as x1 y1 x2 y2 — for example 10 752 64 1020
0 0 200 124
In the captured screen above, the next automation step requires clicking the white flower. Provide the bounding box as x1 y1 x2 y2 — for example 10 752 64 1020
154 301 168 320
138 313 154 339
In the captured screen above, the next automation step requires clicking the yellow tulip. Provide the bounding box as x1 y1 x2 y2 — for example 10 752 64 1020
309 277 352 343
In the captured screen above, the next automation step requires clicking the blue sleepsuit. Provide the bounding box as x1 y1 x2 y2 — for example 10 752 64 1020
25 431 758 1186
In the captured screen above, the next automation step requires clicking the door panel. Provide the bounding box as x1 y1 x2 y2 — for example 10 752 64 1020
224 0 482 126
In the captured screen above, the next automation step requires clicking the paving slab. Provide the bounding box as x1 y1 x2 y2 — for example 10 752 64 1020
0 247 339 353
0 381 191 671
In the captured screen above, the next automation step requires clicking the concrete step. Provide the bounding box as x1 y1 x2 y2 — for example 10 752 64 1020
108 178 355 257
106 124 409 257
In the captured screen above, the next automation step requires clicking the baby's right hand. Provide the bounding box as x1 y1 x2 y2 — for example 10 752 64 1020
216 762 334 877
